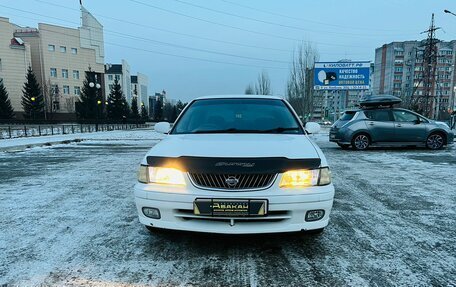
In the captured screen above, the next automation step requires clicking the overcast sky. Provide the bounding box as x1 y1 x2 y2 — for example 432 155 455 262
2 0 456 102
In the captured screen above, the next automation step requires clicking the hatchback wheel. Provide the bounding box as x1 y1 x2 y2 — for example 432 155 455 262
426 133 444 150
351 134 370 150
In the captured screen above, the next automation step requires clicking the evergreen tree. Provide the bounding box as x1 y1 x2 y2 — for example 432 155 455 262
140 104 149 120
171 105 178 122
153 97 163 121
76 71 99 119
107 78 129 120
0 80 15 119
130 96 140 119
21 66 44 119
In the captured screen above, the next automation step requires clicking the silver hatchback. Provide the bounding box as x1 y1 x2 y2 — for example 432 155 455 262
330 107 454 150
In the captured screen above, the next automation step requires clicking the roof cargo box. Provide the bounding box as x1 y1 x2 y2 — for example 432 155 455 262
359 94 402 108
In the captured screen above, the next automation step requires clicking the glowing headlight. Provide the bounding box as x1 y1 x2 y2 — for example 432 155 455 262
138 165 186 186
279 167 331 188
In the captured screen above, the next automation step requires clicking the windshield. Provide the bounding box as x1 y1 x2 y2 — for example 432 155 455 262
171 98 303 134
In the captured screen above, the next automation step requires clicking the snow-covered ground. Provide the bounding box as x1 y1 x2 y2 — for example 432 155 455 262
0 129 455 286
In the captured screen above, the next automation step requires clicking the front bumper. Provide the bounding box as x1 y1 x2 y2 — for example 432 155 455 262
446 131 454 144
134 183 335 234
329 128 350 144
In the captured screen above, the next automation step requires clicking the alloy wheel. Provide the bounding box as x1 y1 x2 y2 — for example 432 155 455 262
354 135 369 150
426 134 444 150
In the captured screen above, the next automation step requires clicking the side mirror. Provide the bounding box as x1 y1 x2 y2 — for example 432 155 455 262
154 122 171 134
305 122 321 134
413 119 421 125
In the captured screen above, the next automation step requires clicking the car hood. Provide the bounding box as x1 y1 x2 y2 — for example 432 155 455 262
145 134 320 160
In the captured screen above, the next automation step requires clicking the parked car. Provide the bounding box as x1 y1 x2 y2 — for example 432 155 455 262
135 95 335 234
330 95 454 150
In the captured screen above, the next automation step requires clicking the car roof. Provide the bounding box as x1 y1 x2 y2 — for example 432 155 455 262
194 94 283 100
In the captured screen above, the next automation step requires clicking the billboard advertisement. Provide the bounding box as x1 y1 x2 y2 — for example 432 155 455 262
314 62 370 90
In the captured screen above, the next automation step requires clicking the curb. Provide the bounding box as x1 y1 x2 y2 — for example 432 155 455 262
0 138 83 152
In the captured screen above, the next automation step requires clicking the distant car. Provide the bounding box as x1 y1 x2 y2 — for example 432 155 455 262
135 95 335 234
329 95 454 150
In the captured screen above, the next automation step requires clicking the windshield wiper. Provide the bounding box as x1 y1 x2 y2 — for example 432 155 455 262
192 127 300 134
193 128 243 134
260 127 301 133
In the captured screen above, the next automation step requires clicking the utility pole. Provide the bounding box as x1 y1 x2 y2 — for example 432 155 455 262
419 14 440 118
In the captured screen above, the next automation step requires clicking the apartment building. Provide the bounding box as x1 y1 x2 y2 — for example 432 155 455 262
131 73 149 110
373 40 456 119
11 6 104 119
104 59 131 103
0 17 32 114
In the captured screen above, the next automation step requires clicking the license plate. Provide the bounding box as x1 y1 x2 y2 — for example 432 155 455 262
193 198 268 217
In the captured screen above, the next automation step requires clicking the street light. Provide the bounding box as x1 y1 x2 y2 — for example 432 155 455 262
444 9 456 17
89 82 101 89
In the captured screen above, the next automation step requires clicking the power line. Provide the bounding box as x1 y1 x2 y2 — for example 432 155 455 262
34 0 290 54
170 0 415 38
0 4 292 65
36 0 374 50
127 0 373 45
218 0 414 33
8 14 289 70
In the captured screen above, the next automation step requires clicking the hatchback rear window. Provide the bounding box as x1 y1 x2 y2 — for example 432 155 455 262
339 111 356 121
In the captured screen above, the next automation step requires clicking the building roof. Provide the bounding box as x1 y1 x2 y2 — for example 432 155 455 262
195 95 283 100
131 75 138 83
105 64 122 74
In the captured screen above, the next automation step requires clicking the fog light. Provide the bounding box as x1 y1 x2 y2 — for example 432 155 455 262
142 207 161 219
305 209 325 222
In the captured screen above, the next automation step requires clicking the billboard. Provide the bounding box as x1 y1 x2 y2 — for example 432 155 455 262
314 62 370 90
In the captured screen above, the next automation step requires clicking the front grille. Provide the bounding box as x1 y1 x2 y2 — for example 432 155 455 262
189 173 276 190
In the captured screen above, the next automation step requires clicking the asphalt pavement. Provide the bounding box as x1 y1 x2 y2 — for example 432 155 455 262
0 130 455 286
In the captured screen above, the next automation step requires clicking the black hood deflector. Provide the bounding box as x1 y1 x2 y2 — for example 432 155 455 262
146 156 321 174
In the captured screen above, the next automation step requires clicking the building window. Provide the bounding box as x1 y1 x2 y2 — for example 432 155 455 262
63 85 70 94
50 68 57 77
53 101 60 111
48 44 55 52
71 48 78 54
108 84 113 90
51 84 59 95
73 70 79 79
108 74 113 81
62 69 68 79
60 46 66 53
115 75 120 81
394 67 403 73
74 86 81 95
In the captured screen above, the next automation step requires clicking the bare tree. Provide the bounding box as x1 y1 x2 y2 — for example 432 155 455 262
64 97 75 114
286 43 319 119
254 71 272 95
245 84 254 95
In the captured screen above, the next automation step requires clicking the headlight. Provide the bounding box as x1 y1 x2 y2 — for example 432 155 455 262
279 167 331 188
138 165 186 186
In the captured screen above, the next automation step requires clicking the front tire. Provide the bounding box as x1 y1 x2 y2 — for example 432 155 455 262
426 133 445 150
351 133 370 150
337 143 350 149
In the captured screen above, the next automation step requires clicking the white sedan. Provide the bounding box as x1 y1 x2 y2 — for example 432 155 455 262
135 95 334 234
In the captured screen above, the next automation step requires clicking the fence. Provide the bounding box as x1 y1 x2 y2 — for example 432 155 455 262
0 123 150 139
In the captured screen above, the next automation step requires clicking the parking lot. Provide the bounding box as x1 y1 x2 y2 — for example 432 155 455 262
0 129 455 286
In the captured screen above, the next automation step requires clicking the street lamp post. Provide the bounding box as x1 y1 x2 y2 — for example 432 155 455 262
89 79 101 119
31 96 36 120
